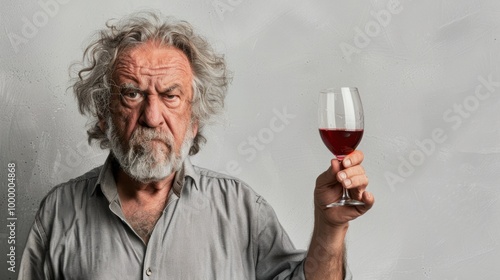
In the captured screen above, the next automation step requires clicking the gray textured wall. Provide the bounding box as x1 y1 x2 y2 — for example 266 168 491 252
1 0 500 279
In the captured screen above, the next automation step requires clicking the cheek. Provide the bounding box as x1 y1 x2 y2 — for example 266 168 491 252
168 115 192 145
112 108 137 139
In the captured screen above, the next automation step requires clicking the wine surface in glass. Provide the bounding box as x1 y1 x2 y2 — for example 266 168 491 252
319 128 364 160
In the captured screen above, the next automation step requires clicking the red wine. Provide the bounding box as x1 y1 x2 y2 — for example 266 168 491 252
319 129 364 160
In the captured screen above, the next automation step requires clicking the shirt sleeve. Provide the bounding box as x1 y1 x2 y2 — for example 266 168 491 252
253 196 306 280
17 214 52 280
253 197 352 280
18 190 57 280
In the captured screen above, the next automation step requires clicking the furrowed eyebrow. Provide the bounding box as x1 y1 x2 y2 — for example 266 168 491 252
162 84 181 94
119 83 141 91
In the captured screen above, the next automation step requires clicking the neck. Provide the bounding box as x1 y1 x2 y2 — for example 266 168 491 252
113 163 176 203
112 164 176 245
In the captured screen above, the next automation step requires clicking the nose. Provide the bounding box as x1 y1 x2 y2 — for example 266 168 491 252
139 95 165 128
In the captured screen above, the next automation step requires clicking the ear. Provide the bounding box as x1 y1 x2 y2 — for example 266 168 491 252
191 120 199 136
98 116 107 133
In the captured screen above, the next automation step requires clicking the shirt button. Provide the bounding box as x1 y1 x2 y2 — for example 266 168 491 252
146 268 152 276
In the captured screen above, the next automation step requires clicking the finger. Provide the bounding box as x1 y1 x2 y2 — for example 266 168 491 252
336 165 366 182
342 150 364 168
342 174 369 190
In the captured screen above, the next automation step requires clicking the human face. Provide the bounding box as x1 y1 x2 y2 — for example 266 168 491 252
106 41 197 182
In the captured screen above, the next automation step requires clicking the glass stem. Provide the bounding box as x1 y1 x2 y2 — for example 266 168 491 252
341 187 351 201
338 158 351 201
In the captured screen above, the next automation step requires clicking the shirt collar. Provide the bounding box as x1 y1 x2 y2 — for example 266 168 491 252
91 154 119 202
91 153 200 200
172 156 200 195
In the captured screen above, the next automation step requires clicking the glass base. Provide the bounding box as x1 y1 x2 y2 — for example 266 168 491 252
326 198 365 207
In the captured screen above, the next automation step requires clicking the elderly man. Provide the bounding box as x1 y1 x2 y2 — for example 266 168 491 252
19 12 373 279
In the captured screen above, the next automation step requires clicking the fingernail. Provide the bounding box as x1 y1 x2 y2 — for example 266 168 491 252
339 172 347 180
344 179 351 187
343 159 351 167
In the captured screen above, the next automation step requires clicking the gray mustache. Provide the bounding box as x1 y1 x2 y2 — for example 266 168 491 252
131 128 173 148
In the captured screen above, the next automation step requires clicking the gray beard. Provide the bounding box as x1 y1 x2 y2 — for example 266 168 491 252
106 118 193 183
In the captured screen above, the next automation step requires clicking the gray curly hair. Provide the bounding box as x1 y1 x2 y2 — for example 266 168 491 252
72 11 230 155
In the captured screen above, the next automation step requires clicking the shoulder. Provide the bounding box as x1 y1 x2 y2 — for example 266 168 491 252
44 166 101 202
37 165 103 221
195 166 244 185
31 165 103 239
193 165 266 204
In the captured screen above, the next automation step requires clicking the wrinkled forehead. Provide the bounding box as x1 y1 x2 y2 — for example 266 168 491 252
113 41 193 80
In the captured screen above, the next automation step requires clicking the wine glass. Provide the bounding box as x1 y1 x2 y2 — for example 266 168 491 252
318 87 365 207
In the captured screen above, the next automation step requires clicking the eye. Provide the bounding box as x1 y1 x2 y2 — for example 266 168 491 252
120 88 145 106
163 94 180 106
161 86 181 104
123 91 141 99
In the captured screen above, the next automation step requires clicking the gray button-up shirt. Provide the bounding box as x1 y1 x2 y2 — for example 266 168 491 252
19 155 313 279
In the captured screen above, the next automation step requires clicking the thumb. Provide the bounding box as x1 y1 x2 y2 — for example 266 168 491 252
360 191 375 212
315 159 342 189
